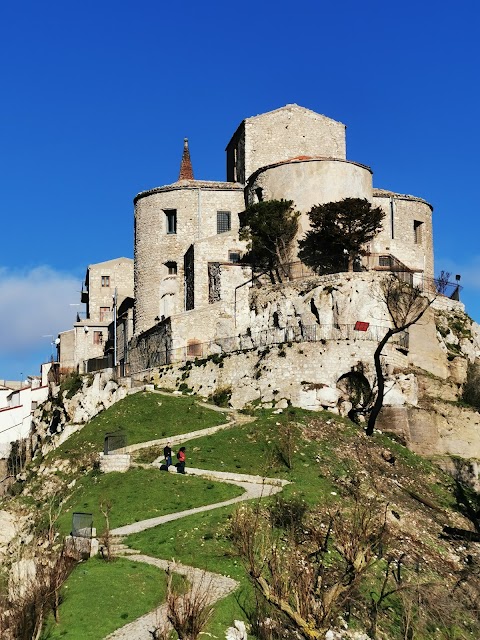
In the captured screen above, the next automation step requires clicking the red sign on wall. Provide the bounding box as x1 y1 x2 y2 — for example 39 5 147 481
354 321 370 331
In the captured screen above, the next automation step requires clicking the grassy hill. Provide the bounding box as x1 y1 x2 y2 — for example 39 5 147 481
3 389 480 639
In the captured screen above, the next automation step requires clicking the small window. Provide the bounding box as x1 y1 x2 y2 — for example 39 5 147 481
217 211 231 234
165 261 177 275
100 307 110 322
414 220 423 244
187 340 202 357
101 275 110 287
93 331 103 345
378 255 391 267
229 251 241 263
165 209 177 234
255 187 264 202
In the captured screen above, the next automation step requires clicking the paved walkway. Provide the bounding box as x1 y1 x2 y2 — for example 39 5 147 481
103 396 286 639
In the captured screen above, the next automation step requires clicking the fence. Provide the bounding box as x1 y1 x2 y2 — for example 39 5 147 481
274 257 462 299
85 354 113 373
72 512 93 538
130 322 408 373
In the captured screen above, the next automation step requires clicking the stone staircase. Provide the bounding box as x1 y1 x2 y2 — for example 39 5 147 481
99 535 141 558
99 452 131 473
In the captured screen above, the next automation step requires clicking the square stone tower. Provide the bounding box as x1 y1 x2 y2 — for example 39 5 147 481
226 104 347 184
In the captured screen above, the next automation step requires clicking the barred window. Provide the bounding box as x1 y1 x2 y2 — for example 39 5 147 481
101 275 110 287
217 211 231 234
378 256 391 267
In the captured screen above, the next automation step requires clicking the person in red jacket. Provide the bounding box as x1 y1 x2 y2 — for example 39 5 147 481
176 446 186 474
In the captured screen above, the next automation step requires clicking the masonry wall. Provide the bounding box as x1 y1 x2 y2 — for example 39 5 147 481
134 183 244 334
372 192 434 278
245 158 373 245
193 233 249 308
86 258 133 323
227 105 347 183
58 329 76 371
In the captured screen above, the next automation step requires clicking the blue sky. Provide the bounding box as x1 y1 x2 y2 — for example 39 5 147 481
1 0 479 380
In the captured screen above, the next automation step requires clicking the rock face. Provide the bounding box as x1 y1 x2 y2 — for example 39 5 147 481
31 370 130 455
137 274 480 468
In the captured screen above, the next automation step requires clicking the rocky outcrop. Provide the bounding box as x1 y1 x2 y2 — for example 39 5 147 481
31 370 130 456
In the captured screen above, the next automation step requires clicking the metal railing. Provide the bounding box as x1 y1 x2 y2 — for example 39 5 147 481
129 323 408 373
258 256 462 299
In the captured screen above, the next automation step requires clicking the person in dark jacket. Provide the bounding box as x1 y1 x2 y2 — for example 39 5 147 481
163 443 172 468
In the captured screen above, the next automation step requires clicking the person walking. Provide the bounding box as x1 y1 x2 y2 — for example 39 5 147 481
163 442 172 468
176 446 186 474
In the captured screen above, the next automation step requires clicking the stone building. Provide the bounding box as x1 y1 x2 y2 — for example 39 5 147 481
131 104 435 363
57 258 134 373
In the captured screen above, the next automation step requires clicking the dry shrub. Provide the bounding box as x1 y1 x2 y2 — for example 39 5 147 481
166 569 214 640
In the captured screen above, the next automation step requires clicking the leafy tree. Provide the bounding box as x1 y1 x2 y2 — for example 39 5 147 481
299 198 385 273
239 200 299 283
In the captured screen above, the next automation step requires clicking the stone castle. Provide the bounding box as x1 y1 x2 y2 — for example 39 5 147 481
133 104 434 343
53 104 480 471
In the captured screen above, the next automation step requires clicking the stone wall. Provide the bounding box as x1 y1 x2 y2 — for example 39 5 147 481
227 104 347 183
86 258 133 324
148 339 403 412
134 183 244 334
372 191 434 279
246 159 373 249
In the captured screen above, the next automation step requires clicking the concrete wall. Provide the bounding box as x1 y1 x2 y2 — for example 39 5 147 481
227 104 347 183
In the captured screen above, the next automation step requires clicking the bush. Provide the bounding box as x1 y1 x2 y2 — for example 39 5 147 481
60 372 83 400
269 495 308 536
209 386 232 408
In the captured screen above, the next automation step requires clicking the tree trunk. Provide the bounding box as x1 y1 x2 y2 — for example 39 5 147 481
365 329 394 436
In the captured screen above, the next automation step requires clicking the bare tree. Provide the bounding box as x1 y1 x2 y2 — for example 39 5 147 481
0 544 77 640
365 276 435 436
231 492 387 639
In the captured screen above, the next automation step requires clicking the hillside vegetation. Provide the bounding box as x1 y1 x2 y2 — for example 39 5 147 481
1 389 480 639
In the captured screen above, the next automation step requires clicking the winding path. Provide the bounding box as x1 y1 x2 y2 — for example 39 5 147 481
104 402 288 640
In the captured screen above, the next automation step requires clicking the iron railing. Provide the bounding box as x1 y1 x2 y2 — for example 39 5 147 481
129 323 408 373
259 257 462 299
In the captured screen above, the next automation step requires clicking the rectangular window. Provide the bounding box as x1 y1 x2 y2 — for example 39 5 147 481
378 255 391 268
187 340 202 357
100 307 110 322
101 275 110 287
229 251 241 263
217 211 231 234
165 261 177 275
165 209 177 234
93 331 103 345
414 220 423 244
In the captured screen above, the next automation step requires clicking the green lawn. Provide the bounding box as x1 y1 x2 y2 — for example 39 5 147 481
56 467 244 536
50 391 228 463
42 557 167 640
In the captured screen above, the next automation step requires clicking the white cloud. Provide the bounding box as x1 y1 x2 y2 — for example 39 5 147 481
0 266 81 356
